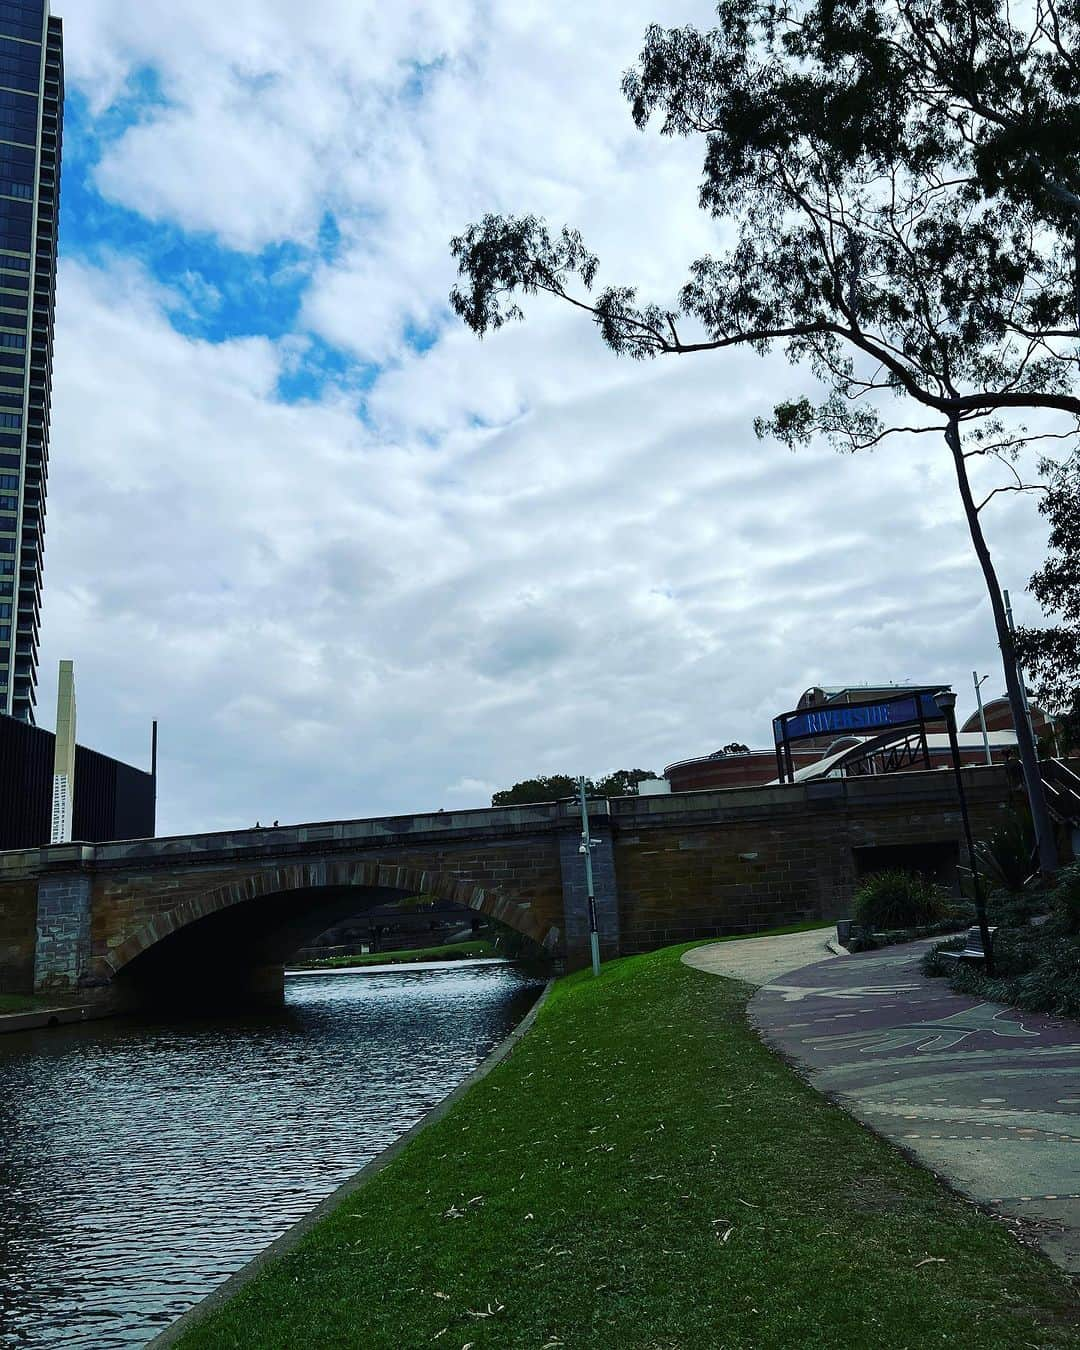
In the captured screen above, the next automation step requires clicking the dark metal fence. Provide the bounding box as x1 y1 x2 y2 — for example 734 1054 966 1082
0 713 154 849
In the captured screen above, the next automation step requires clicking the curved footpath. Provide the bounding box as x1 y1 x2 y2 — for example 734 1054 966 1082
687 933 1080 1275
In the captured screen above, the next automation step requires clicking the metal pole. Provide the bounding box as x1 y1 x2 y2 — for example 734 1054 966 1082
942 702 995 975
973 672 992 766
1003 589 1037 750
577 776 601 977
151 719 158 835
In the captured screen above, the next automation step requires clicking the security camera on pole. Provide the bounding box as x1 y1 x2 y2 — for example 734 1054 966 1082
577 775 602 977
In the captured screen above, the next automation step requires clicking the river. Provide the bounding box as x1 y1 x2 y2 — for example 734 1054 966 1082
0 961 544 1348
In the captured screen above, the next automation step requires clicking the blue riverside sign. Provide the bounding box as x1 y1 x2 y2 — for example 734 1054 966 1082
773 689 947 747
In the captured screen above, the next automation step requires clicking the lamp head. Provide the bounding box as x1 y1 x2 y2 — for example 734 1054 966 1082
934 688 957 715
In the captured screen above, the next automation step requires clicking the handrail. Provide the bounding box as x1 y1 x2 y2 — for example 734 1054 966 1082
1042 759 1080 825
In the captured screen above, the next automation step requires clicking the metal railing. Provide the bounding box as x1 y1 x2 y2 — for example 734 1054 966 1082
1042 759 1080 826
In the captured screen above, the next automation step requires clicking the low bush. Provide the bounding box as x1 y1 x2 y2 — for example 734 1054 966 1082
851 869 951 931
924 862 1080 1020
1052 862 1080 936
925 928 1080 1019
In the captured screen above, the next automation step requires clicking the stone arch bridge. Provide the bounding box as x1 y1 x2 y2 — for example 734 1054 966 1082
0 769 1016 1008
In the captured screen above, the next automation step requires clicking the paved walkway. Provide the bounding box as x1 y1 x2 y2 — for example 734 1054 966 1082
688 935 1080 1275
681 926 838 986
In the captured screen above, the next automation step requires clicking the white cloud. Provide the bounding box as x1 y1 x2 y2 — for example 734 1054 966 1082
33 1 1062 834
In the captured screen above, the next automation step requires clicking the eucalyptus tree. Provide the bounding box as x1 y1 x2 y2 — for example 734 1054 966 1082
451 0 1080 871
1017 463 1080 751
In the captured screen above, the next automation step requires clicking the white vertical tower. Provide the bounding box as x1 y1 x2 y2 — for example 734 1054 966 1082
49 657 74 843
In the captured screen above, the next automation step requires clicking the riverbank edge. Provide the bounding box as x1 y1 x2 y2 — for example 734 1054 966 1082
146 976 555 1349
0 1001 116 1034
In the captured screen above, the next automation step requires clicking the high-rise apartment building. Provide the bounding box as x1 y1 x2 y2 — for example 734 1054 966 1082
0 0 62 722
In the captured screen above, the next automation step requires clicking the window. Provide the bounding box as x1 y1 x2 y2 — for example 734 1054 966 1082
0 453 19 468
0 331 24 348
0 536 13 553
0 473 16 488
0 495 15 510
0 604 11 619
0 252 30 271
0 411 22 427
0 625 9 641
0 557 12 573
0 578 10 595
0 58 43 95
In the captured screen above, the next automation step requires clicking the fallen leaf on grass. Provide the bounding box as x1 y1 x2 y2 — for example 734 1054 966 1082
914 1257 945 1268
433 1292 450 1300
466 1302 505 1318
432 1330 447 1341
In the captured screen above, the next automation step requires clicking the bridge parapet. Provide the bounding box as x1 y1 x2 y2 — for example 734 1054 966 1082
0 801 580 879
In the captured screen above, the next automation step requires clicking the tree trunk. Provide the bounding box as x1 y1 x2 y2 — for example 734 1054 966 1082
944 416 1059 873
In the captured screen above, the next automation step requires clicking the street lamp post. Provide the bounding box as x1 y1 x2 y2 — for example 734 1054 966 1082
577 776 602 977
934 689 994 975
973 671 992 766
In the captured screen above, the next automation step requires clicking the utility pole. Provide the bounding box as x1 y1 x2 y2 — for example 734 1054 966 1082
935 690 995 975
577 776 601 977
1003 590 1038 749
973 672 992 766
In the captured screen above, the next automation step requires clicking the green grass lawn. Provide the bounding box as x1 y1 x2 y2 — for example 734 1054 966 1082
0 993 51 1015
179 939 1078 1350
290 938 499 969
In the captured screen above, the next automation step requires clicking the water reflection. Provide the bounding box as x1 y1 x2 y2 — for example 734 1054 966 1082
0 962 543 1348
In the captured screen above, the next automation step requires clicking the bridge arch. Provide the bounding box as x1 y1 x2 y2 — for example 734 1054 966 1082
104 859 555 1006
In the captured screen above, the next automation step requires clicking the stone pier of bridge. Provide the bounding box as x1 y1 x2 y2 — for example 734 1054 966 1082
0 768 1020 1008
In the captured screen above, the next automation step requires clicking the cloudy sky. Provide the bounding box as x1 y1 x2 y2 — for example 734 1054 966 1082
37 0 1054 835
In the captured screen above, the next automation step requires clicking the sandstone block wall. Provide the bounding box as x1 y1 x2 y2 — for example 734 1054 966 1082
610 773 1013 954
34 873 92 994
0 878 37 993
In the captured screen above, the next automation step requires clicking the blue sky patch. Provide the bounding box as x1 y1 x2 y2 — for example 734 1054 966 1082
60 87 365 403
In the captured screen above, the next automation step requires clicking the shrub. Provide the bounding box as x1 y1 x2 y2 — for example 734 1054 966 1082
924 928 1080 1020
973 813 1037 895
851 869 951 931
1051 862 1080 936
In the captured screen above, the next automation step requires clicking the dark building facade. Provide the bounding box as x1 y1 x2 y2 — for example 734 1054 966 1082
0 711 154 849
0 1 62 722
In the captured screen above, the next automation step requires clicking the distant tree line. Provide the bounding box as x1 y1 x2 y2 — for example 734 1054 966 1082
492 769 658 806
